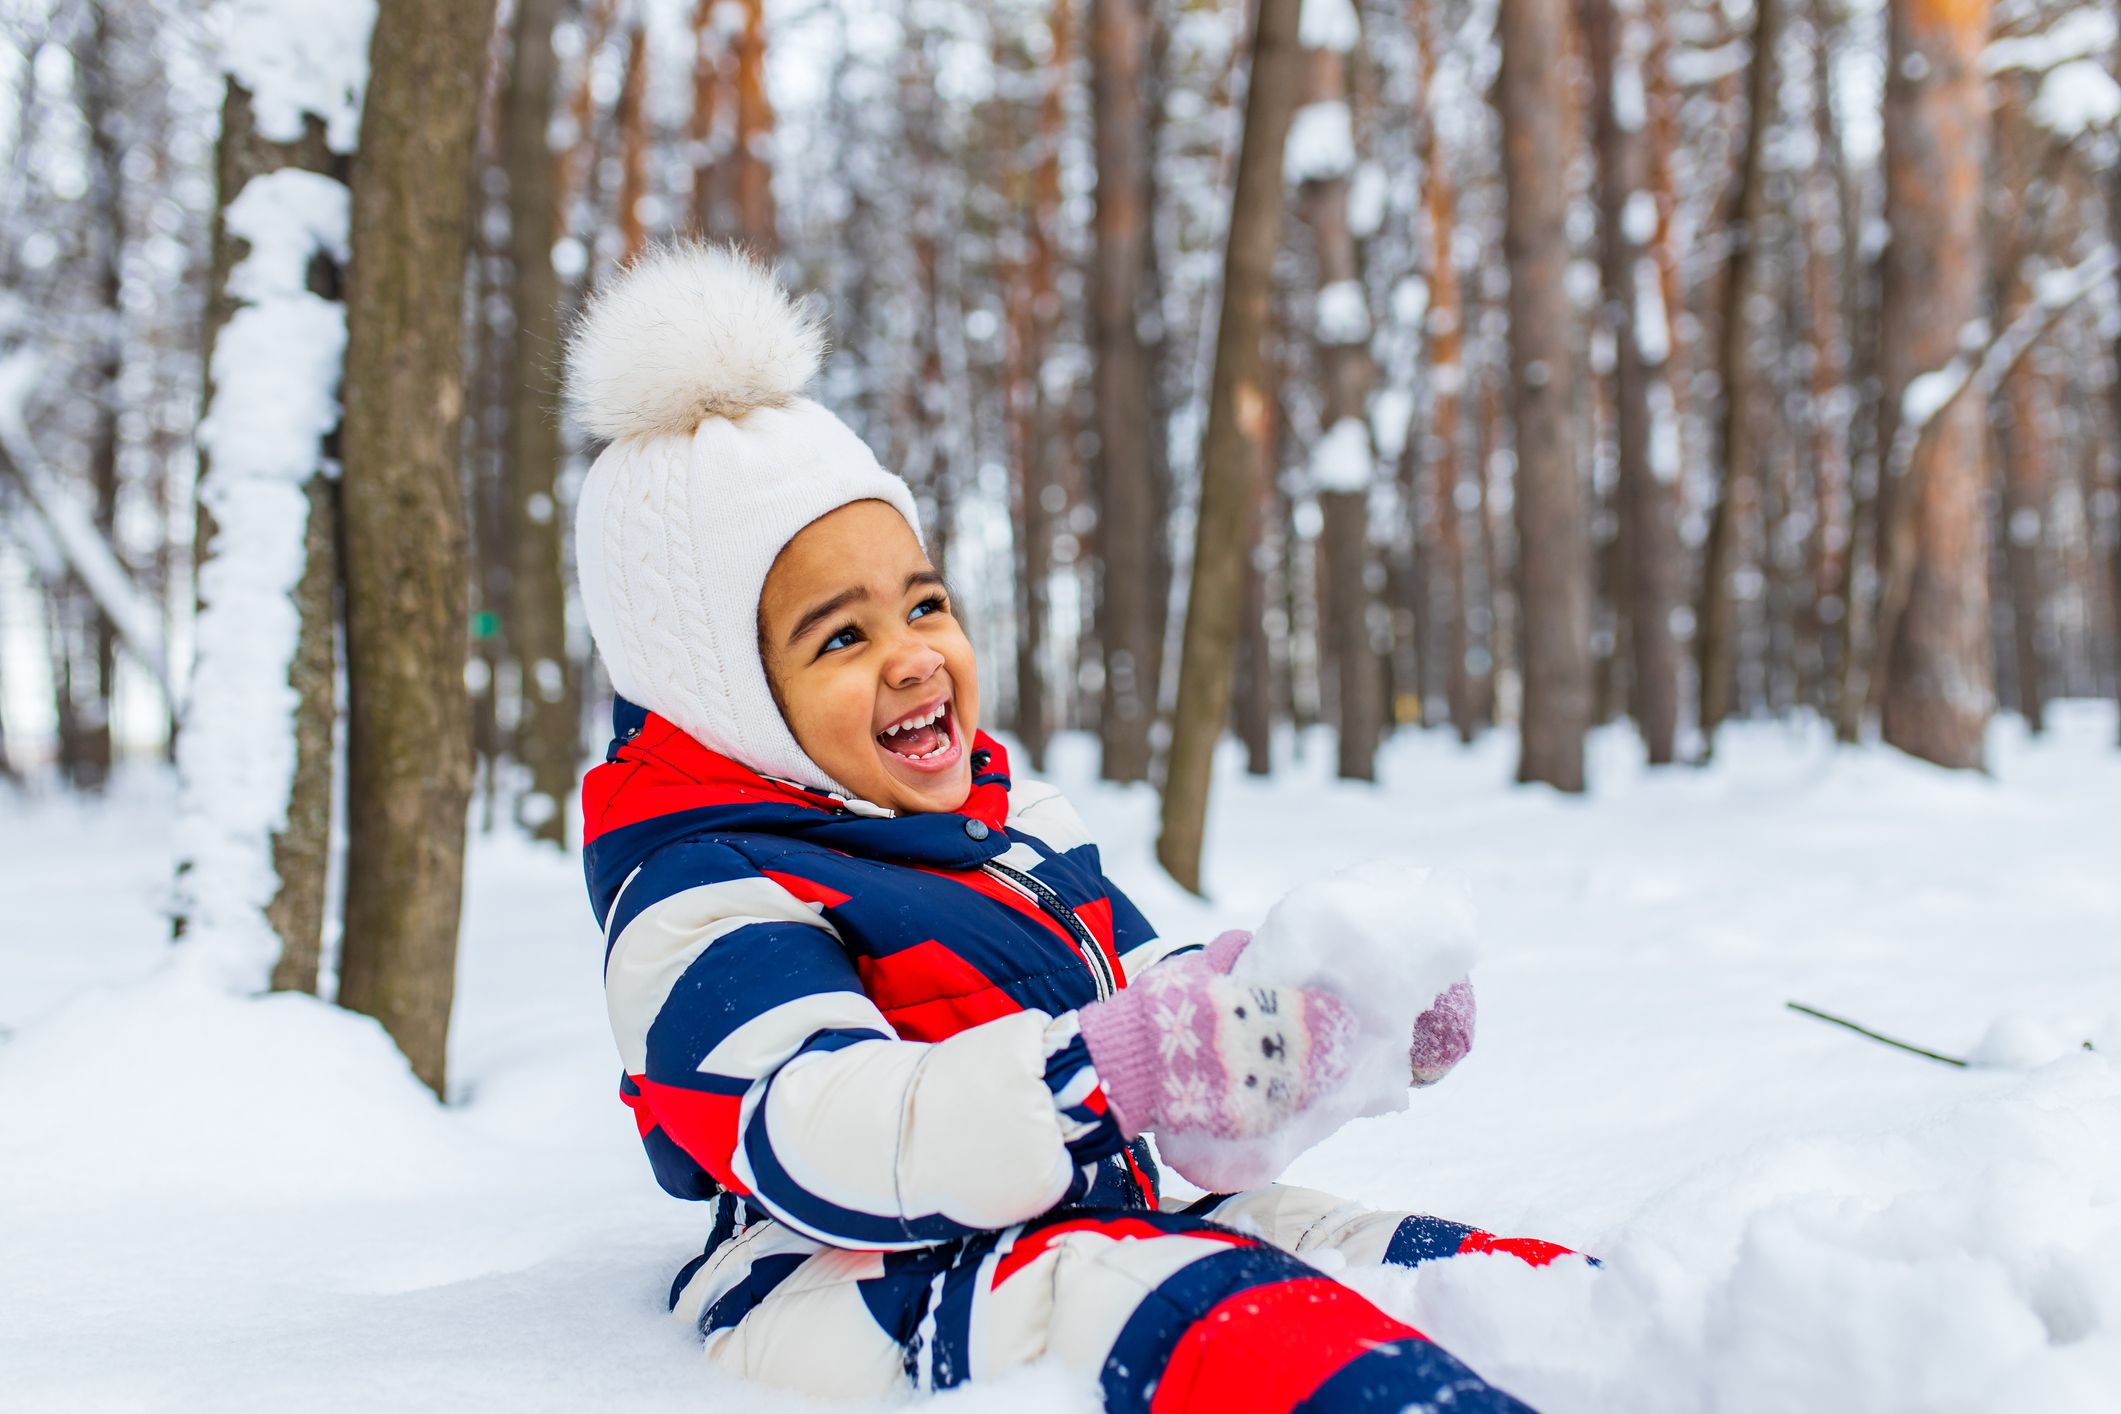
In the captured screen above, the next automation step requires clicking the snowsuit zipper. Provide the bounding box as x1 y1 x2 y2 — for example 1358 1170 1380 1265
980 859 1116 1000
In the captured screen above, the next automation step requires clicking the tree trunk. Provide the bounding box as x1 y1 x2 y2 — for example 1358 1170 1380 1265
335 0 494 1098
1412 0 1474 744
2110 37 2121 743
1997 363 2048 734
1696 0 1782 753
1581 0 1678 764
501 0 578 844
1497 0 1592 791
731 0 776 259
1090 0 1160 783
615 24 650 262
1875 0 1992 770
72 5 127 791
1157 0 1306 891
1296 41 1381 781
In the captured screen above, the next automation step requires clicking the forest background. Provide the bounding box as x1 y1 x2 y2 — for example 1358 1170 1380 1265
0 0 2116 1095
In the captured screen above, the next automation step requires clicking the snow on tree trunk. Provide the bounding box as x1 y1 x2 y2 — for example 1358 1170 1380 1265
1294 33 1382 783
1876 0 1994 771
175 0 372 994
334 0 493 1099
1498 0 1593 791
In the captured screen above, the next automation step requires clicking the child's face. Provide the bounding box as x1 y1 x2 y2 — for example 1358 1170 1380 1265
759 499 982 813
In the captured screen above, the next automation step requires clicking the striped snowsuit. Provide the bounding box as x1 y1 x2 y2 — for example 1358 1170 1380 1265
585 700 1570 1411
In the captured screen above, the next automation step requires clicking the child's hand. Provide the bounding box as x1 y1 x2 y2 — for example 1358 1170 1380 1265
1409 977 1475 1086
1200 930 1475 1088
1075 960 1354 1143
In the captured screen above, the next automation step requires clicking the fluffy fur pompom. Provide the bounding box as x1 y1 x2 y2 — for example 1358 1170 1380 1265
564 240 827 441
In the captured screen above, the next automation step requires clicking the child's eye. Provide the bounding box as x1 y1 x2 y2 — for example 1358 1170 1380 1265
820 625 861 654
909 595 949 622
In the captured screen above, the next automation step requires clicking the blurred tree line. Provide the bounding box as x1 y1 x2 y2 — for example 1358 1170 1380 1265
0 0 2117 1089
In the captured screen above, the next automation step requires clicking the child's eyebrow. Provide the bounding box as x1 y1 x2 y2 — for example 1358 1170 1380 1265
786 587 870 647
786 571 945 648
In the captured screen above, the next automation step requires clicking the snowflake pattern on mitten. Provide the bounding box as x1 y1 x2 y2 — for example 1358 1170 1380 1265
1076 959 1353 1142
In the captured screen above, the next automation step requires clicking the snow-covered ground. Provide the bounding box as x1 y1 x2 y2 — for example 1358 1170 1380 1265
4 708 2119 1413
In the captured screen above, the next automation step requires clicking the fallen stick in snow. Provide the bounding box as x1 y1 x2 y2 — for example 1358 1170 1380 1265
1786 1001 1969 1067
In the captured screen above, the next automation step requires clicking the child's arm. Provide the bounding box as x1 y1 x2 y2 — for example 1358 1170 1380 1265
605 840 1122 1250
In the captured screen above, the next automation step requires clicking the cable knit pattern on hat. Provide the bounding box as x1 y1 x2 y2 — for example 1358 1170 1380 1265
565 242 923 796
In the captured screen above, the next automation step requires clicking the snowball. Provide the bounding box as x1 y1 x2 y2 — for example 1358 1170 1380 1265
1285 101 1355 184
1156 863 1480 1191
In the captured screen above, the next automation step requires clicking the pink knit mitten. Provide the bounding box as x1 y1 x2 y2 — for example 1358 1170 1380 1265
1196 929 1476 1088
1409 978 1476 1086
1076 961 1353 1142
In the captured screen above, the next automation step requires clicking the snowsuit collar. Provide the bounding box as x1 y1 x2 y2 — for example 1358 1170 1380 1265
581 697 1015 922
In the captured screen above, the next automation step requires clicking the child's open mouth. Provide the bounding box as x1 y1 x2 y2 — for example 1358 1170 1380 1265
876 697 960 773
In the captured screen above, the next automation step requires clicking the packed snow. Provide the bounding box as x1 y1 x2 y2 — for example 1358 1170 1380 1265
4 707 2120 1412
1164 863 1482 1193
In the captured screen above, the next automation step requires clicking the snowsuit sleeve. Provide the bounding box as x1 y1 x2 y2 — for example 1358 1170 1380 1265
1004 779 1199 978
603 840 1125 1249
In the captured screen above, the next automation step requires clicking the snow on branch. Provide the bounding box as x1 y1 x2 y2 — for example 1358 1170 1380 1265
1860 242 2119 720
0 350 174 700
1982 8 2117 77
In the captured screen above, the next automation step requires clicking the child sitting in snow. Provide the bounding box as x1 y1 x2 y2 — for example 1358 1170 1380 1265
566 243 1575 1413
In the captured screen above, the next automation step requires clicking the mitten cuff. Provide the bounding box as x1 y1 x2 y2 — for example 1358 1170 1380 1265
1074 991 1161 1140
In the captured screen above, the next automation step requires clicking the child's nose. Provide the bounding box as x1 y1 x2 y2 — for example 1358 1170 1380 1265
884 634 944 689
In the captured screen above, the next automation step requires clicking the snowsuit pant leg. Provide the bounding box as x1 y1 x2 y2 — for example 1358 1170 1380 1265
1173 1183 1585 1272
676 1205 1537 1412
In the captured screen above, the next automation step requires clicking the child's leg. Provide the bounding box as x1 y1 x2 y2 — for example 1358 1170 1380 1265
678 1207 1536 1410
1172 1184 1586 1270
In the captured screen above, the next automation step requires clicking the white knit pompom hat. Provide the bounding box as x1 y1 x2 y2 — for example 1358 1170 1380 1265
565 241 922 797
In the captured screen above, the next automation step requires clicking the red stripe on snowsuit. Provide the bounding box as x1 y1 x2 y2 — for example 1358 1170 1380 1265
1457 1230 1576 1266
854 940 1024 1039
760 870 853 909
583 715 842 845
628 1075 754 1195
1150 1277 1428 1414
990 1216 1253 1288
